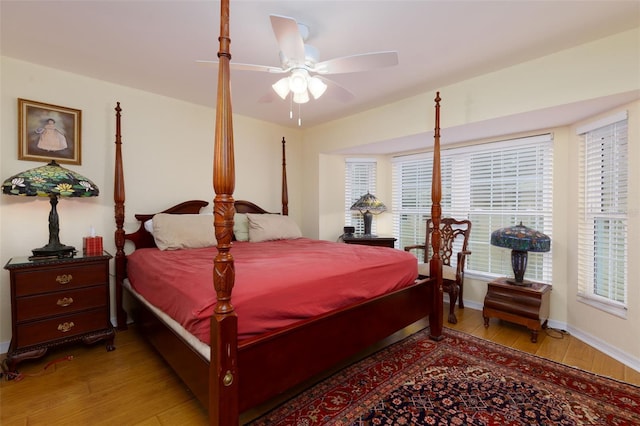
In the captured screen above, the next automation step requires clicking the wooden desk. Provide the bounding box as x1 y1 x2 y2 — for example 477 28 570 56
342 235 396 248
482 277 551 343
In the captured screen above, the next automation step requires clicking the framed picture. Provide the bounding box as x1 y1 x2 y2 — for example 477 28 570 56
18 98 82 165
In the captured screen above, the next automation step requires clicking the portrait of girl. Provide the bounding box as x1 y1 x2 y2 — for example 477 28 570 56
18 99 81 165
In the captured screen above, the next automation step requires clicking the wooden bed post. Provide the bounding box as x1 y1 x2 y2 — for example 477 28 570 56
113 102 128 331
281 137 289 216
209 0 239 424
429 92 444 340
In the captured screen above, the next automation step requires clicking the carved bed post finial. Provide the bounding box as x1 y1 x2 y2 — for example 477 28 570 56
429 92 444 340
113 102 127 330
282 137 289 216
209 0 239 424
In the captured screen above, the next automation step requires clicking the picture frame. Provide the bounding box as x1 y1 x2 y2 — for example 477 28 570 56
18 98 82 165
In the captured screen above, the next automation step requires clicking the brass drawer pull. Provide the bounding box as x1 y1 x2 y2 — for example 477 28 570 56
56 274 73 285
56 297 74 307
57 322 75 333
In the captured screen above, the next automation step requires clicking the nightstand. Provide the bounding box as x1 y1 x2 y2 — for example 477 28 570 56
482 277 551 343
343 235 397 248
4 252 115 371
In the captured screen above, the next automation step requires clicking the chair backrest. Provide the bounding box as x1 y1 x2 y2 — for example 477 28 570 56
425 218 472 266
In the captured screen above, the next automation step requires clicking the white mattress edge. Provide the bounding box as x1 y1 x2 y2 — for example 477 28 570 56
123 279 211 361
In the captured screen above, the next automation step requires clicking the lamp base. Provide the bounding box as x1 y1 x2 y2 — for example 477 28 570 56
31 243 76 259
505 278 533 287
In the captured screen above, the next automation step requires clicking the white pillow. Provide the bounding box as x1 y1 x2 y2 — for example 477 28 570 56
144 212 212 236
152 213 216 250
144 219 154 234
233 213 249 241
246 213 302 242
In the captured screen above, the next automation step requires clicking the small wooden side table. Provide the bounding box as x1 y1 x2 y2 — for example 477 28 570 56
482 277 551 343
4 252 115 372
342 235 396 248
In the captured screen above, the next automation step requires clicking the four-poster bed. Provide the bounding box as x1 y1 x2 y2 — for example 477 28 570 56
113 1 445 424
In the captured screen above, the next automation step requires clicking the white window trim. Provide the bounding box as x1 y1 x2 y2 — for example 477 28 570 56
576 112 628 318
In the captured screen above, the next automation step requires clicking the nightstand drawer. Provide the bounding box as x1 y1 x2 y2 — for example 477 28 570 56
14 263 108 296
16 285 108 322
15 309 108 348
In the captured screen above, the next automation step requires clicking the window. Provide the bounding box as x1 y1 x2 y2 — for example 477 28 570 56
393 134 553 282
345 159 377 235
577 112 628 317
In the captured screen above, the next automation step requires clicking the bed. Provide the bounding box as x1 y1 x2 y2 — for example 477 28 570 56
112 2 446 424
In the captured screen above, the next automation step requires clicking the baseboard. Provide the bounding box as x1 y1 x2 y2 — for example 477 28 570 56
460 298 639 373
567 325 640 373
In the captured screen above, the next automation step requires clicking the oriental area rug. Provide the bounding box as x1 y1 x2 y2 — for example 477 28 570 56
250 328 640 425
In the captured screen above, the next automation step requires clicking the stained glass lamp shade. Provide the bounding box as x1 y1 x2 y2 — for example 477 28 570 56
350 192 387 236
2 160 99 258
490 222 550 285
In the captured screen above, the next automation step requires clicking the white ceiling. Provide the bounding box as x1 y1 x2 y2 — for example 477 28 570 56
2 1 639 153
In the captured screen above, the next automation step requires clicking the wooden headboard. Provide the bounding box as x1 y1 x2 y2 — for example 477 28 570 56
120 198 280 252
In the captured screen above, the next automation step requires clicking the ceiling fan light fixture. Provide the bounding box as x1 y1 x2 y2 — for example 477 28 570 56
308 76 327 99
289 69 308 94
272 77 291 99
293 91 309 104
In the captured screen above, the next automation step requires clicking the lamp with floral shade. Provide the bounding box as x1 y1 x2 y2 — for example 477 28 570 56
2 160 99 258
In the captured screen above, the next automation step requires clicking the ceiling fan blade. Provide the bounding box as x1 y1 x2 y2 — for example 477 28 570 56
269 14 306 64
196 60 285 73
314 51 398 75
317 76 355 103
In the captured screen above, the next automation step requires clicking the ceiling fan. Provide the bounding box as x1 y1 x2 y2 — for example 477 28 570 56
199 14 399 105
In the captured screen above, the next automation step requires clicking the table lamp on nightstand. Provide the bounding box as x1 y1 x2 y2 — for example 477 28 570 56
350 192 387 236
2 160 99 258
490 222 550 285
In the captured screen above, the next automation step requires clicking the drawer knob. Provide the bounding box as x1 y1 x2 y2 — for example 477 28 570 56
56 274 73 285
223 370 234 386
57 322 75 333
56 297 74 307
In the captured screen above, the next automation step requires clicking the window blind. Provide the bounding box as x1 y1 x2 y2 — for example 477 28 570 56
345 159 377 235
577 114 628 315
393 134 553 282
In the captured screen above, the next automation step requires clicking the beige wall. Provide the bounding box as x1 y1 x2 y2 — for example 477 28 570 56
0 57 302 349
1 27 639 370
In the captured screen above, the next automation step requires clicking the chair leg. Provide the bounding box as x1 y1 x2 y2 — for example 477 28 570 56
458 280 464 309
447 283 459 324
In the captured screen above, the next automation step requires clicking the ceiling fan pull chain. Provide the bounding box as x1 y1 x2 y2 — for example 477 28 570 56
298 103 302 127
289 95 293 120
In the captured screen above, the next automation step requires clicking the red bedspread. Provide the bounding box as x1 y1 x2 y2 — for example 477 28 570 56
127 238 418 343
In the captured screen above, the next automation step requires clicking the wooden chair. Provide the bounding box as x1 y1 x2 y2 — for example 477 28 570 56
404 218 472 324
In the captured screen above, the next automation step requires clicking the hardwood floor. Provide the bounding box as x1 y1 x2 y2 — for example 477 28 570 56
449 306 640 386
1 306 639 425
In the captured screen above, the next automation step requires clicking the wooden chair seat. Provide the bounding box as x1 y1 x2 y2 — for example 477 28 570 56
417 264 457 281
